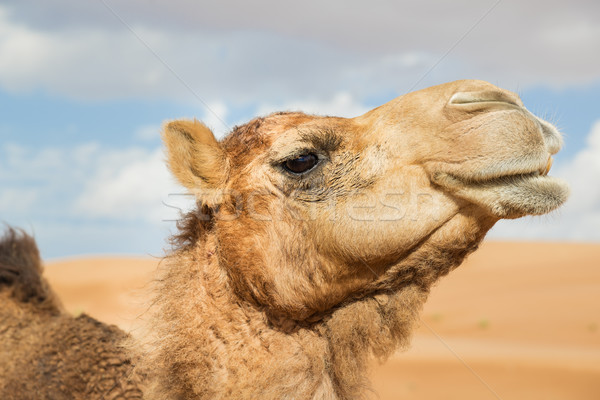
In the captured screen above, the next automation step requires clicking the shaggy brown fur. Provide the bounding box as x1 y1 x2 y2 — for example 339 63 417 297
0 80 569 400
142 211 488 400
0 229 143 399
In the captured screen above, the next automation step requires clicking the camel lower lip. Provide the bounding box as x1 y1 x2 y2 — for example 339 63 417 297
448 170 547 188
466 171 547 187
433 171 570 218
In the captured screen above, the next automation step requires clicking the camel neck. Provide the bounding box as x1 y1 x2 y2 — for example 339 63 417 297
141 232 429 400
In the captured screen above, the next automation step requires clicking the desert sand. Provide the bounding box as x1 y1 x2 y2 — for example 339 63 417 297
45 241 600 400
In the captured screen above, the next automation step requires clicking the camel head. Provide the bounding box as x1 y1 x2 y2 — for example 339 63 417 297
162 80 569 323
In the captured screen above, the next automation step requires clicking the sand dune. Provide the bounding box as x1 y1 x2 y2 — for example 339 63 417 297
45 241 600 399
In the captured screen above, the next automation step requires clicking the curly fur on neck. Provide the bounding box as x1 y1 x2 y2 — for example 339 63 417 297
137 209 490 400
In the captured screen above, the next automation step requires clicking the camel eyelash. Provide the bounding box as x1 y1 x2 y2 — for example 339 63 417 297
299 130 343 153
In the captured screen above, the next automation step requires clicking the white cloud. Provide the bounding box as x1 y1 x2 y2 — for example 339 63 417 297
135 125 162 142
201 101 229 139
553 120 600 239
0 188 38 213
539 21 600 48
490 120 600 241
73 147 183 223
0 141 191 257
0 14 171 99
0 142 186 224
256 92 371 120
1 1 599 104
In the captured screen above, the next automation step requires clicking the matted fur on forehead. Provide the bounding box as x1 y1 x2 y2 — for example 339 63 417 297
222 112 321 165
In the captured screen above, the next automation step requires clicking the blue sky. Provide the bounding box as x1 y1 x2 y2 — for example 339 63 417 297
1 0 599 258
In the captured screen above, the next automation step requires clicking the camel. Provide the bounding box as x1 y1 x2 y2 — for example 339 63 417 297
0 80 569 400
0 228 144 399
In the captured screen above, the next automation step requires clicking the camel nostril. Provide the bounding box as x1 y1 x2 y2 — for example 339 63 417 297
449 91 521 108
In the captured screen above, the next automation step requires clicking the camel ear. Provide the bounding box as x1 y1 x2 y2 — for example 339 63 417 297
162 119 228 198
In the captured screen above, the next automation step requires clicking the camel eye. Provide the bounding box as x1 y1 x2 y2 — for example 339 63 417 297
283 153 319 174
